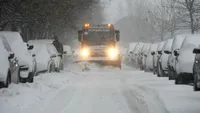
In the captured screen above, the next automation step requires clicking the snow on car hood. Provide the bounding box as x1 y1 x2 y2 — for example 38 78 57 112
0 32 33 67
0 39 9 79
32 44 50 67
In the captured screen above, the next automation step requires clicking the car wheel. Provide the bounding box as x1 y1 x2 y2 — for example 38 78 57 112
27 72 34 83
175 74 185 84
168 69 173 80
4 71 11 88
157 65 161 77
48 64 52 73
153 67 157 75
158 64 164 77
13 69 20 84
194 71 200 91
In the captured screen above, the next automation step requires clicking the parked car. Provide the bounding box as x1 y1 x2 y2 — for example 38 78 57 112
140 43 151 70
175 35 200 84
0 36 20 87
168 35 186 80
125 42 138 63
0 31 36 83
157 39 173 77
145 43 159 71
28 40 64 73
132 42 144 66
193 47 200 91
155 41 165 76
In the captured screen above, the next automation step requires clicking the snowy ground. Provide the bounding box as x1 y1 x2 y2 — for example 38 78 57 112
0 62 200 113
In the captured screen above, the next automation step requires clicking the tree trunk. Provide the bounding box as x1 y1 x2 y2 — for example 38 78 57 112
190 12 195 34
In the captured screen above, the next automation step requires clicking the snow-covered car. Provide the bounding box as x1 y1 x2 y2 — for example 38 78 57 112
192 46 200 91
0 31 36 83
154 41 165 75
0 36 20 87
132 42 144 66
28 40 63 73
168 35 186 80
145 43 159 71
157 39 173 77
29 39 66 71
140 43 151 70
175 35 200 84
126 42 138 63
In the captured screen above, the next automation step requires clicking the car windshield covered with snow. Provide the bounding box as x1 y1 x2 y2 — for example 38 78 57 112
157 41 165 51
181 35 200 49
162 39 173 51
171 35 187 50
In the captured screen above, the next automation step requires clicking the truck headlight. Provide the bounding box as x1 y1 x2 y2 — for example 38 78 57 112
81 48 89 57
108 48 118 58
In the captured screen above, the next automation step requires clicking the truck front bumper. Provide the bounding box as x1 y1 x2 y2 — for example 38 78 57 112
75 57 120 62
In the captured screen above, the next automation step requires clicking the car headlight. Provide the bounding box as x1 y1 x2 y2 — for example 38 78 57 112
81 48 89 57
108 48 118 58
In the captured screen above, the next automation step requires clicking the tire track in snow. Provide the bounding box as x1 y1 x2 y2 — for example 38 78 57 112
121 85 169 113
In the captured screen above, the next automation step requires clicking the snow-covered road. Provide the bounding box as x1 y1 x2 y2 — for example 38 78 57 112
0 63 200 113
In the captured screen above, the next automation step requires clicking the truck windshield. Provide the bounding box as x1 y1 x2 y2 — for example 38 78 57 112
83 30 114 45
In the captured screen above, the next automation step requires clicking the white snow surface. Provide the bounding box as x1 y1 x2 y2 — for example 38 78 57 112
0 62 200 113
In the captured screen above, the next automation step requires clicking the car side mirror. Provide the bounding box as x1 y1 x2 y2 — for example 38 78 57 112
8 53 15 59
158 51 162 55
115 30 120 41
32 54 36 57
193 48 200 54
164 50 172 54
50 54 56 59
174 50 179 56
78 30 82 42
28 45 34 50
144 54 147 57
130 51 133 54
151 51 155 55
63 51 67 54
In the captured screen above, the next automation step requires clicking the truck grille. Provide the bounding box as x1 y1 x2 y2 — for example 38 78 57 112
90 51 107 57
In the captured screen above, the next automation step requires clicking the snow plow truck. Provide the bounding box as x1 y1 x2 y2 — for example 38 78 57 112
76 23 121 68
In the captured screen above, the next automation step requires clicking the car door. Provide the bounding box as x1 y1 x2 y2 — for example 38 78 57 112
1 36 18 74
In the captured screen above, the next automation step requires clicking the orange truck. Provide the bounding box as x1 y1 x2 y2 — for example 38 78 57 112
77 24 121 68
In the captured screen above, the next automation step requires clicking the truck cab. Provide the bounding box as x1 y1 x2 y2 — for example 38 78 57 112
77 24 121 68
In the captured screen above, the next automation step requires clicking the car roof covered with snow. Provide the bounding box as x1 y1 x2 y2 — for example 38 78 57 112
162 39 173 51
28 39 54 45
181 35 200 49
28 40 58 55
